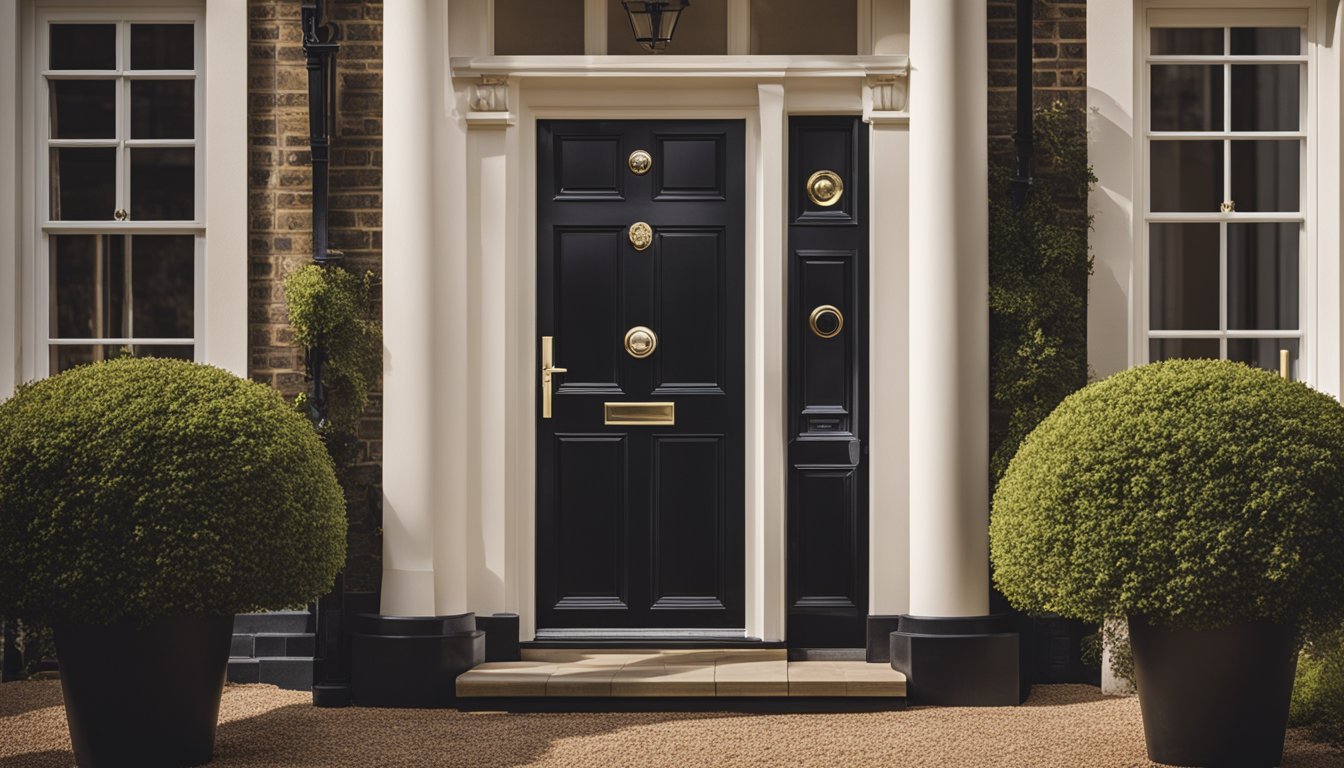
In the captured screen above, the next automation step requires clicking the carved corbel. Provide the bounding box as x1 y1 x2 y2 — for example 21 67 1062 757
469 75 509 113
868 73 908 113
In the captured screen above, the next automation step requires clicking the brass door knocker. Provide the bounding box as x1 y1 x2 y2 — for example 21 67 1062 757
806 170 844 207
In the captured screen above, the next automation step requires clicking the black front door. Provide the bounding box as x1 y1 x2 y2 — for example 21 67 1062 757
536 120 745 633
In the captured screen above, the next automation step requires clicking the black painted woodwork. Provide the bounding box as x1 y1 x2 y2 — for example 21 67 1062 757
350 613 485 708
786 116 870 648
536 120 746 632
889 614 1026 706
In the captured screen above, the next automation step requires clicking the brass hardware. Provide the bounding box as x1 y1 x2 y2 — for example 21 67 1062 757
806 170 844 207
808 304 844 339
1280 349 1291 381
114 208 129 221
604 401 675 426
628 149 652 175
624 326 658 358
541 335 568 419
629 221 653 251
1221 200 1236 213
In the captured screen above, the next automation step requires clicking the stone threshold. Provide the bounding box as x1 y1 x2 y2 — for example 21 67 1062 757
455 649 906 700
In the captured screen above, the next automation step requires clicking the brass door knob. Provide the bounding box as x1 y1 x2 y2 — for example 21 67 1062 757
809 304 844 339
629 221 653 251
624 326 658 358
806 170 844 207
628 149 652 175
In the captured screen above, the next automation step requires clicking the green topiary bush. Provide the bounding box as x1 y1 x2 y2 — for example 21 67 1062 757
0 358 347 625
1291 627 1344 744
991 359 1344 632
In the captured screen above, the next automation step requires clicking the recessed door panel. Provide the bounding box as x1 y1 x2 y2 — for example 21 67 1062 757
654 229 725 393
537 120 745 633
651 435 727 610
553 434 629 610
556 228 624 392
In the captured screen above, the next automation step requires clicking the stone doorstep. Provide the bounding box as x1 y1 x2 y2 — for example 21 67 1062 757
455 650 906 699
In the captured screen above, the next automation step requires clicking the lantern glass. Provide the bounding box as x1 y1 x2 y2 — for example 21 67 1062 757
622 1 690 52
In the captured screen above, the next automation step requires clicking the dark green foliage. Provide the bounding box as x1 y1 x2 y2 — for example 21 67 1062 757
1292 627 1344 744
991 359 1344 632
0 358 348 625
284 264 382 469
989 102 1096 484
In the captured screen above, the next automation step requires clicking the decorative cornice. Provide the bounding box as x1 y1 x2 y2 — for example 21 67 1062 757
450 54 908 80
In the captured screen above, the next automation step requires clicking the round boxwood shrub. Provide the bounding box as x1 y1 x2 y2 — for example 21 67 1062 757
0 358 347 625
991 359 1344 631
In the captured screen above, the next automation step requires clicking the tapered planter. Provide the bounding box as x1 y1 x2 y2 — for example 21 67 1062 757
54 614 234 768
1128 616 1298 768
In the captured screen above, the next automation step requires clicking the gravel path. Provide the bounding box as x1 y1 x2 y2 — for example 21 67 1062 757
1 681 1340 767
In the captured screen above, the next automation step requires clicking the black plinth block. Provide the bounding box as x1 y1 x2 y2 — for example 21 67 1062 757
865 615 903 662
475 613 521 662
889 614 1023 706
351 613 485 708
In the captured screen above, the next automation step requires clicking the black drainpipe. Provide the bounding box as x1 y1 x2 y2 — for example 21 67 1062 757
1011 0 1034 209
301 0 349 708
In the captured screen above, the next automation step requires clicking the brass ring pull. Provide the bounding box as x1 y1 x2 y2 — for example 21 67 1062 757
625 326 658 358
808 304 844 339
806 170 844 207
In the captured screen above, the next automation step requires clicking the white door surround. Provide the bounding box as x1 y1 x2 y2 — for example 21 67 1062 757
381 1 1003 645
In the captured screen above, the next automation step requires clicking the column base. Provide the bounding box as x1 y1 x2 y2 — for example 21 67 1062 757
475 613 521 662
889 614 1025 706
351 613 485 708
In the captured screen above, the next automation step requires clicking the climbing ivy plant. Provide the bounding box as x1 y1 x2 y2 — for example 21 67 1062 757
989 101 1096 485
284 264 382 472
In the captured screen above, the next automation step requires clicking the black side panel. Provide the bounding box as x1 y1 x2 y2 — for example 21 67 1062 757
786 116 869 648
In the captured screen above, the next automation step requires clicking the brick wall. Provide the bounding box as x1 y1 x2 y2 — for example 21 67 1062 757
987 1 1086 171
247 0 383 591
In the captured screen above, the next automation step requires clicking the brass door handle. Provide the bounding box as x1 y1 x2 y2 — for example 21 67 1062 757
541 336 567 419
809 304 844 339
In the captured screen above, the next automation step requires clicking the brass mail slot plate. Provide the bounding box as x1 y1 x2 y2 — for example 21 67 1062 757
604 401 675 426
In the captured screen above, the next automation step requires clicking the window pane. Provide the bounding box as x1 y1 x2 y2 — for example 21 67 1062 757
1151 65 1223 132
131 80 194 139
1231 65 1300 132
751 0 856 54
130 148 195 220
50 147 116 221
493 0 583 55
1150 224 1220 330
51 235 122 338
50 80 116 139
1231 140 1299 212
1150 141 1223 212
1151 28 1223 55
608 0 727 54
1228 223 1298 331
1230 28 1300 56
130 24 194 70
1228 338 1298 378
51 344 193 374
1150 338 1221 361
129 236 195 338
49 24 116 70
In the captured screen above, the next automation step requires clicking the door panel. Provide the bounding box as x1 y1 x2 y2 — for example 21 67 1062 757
537 120 745 633
787 116 870 648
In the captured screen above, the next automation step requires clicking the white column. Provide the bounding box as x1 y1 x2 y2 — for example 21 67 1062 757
381 0 441 616
906 0 989 618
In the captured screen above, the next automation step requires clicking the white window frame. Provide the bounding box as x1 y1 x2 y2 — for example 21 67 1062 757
1087 0 1341 398
1139 7 1312 376
1 0 248 397
35 7 205 376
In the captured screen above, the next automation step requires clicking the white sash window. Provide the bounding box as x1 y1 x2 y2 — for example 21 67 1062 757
36 8 204 375
1143 9 1309 377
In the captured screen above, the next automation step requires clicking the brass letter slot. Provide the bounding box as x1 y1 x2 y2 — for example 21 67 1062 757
604 402 675 426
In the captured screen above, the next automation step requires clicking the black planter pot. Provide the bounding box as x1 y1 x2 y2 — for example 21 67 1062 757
1128 616 1298 768
54 614 234 768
